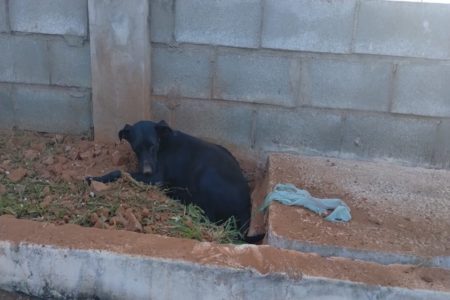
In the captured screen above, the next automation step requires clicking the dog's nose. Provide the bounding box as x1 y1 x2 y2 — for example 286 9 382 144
142 165 152 175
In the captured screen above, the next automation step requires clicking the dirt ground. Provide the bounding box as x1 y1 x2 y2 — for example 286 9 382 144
0 130 245 243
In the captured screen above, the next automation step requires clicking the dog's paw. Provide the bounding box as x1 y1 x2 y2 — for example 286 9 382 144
85 176 94 185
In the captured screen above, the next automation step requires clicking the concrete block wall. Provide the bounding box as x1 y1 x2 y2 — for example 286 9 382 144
150 0 450 168
0 0 91 134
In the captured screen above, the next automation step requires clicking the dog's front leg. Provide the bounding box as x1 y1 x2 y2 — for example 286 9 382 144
129 172 164 186
86 170 122 184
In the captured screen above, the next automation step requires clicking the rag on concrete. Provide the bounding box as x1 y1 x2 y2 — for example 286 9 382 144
260 183 351 222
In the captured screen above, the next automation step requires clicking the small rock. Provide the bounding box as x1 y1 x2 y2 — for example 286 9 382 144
8 168 27 183
421 275 433 283
40 195 52 209
61 170 75 182
42 186 50 196
124 208 143 232
143 226 153 234
49 163 63 176
97 208 110 218
43 156 55 166
142 208 150 218
90 213 100 224
57 156 69 164
54 134 65 144
93 146 102 157
0 183 6 195
112 150 128 166
31 143 46 152
109 215 128 227
94 219 109 229
24 149 39 161
79 150 93 160
91 180 110 193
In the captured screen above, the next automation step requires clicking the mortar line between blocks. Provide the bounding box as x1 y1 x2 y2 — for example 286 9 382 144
388 63 398 113
350 0 361 53
5 0 11 33
251 109 257 149
257 0 266 49
171 0 177 43
210 46 218 100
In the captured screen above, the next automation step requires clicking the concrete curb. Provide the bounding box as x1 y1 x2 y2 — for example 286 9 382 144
1 241 449 300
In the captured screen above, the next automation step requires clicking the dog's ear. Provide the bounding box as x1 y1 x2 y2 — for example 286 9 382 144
118 124 132 141
155 120 172 138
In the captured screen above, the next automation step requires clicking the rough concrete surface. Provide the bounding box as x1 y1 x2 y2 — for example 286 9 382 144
353 1 450 59
262 0 356 53
89 0 151 142
9 0 88 37
175 0 261 48
263 153 450 269
1 216 449 299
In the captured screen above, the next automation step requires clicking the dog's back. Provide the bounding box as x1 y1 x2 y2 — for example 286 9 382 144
158 130 252 231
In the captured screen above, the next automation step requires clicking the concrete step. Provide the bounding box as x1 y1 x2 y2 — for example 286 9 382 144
256 153 450 269
1 216 449 299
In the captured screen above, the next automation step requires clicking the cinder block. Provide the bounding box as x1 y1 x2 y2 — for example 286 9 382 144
10 0 88 36
392 63 450 118
151 0 174 43
15 85 92 134
262 0 356 53
255 107 344 154
175 0 261 48
303 58 392 112
150 98 171 122
152 45 213 99
354 1 450 59
170 98 253 148
49 39 91 87
341 113 438 165
0 0 8 32
0 35 49 84
214 50 300 107
433 120 450 169
0 83 15 129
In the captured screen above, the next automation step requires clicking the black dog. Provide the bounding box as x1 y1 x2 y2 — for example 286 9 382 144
87 120 264 243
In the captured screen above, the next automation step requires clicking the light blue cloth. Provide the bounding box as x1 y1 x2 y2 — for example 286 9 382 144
260 183 351 222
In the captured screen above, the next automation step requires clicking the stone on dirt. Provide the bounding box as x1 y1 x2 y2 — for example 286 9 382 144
124 208 143 232
8 168 27 183
91 181 110 193
0 184 6 195
112 150 128 166
23 149 39 161
40 196 52 209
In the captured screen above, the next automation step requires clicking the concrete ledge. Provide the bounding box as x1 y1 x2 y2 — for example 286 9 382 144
268 226 450 269
1 216 449 299
263 154 450 270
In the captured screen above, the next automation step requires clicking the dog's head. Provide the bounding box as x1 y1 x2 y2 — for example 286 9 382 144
118 120 172 175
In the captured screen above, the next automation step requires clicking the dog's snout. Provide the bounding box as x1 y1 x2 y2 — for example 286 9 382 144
142 164 152 175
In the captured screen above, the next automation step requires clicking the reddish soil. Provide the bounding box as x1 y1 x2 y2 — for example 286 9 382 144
266 154 450 258
0 130 257 243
